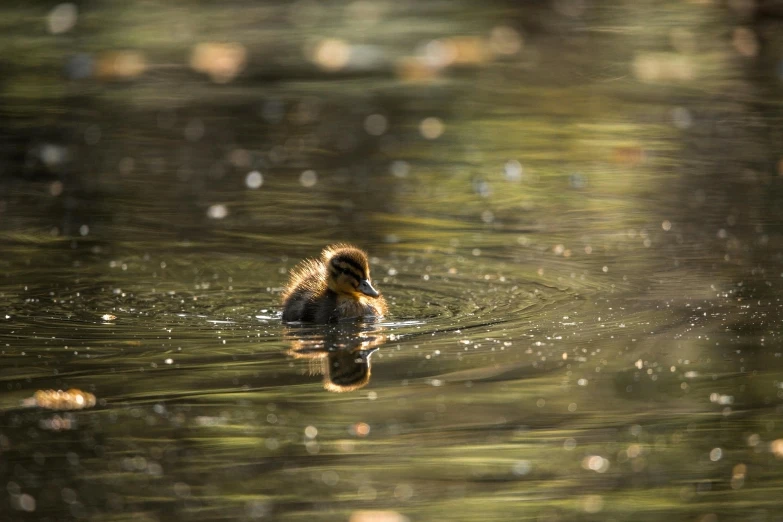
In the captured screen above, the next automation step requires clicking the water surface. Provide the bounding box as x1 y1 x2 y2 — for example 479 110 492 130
2 1 783 521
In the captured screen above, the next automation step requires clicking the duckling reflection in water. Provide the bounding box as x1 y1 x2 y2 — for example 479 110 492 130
281 244 387 323
286 325 385 392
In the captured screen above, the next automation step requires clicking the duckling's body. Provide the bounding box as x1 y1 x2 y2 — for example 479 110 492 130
282 244 387 323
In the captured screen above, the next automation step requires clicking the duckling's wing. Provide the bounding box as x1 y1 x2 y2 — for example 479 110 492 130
281 258 326 301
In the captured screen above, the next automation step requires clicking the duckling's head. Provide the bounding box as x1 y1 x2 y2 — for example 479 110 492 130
322 244 380 298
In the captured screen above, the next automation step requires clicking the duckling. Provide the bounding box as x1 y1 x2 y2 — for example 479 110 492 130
281 244 387 323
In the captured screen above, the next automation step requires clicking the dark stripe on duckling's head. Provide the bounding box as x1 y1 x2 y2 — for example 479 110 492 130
323 244 370 274
329 258 365 281
334 256 365 275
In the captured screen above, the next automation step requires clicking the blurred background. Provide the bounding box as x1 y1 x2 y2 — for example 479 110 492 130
1 0 783 521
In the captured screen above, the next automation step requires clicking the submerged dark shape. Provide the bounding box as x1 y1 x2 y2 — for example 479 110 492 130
281 243 387 323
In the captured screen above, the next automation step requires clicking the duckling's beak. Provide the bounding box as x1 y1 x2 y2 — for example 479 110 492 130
358 279 379 298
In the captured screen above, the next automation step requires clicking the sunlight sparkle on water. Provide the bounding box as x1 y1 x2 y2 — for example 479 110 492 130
364 114 388 136
349 510 408 522
390 160 409 178
245 170 263 189
627 444 642 458
504 159 523 181
418 39 456 69
300 170 318 187
582 495 604 514
419 117 444 140
393 484 413 501
352 422 370 436
190 42 247 83
489 25 523 56
733 27 759 58
312 38 351 71
672 107 693 129
771 439 783 458
207 204 228 219
47 3 77 34
511 460 532 476
582 455 610 473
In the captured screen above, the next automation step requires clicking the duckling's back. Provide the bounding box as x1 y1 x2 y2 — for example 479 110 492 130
281 258 334 322
282 287 339 322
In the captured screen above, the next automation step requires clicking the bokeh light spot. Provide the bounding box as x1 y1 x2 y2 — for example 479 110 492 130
732 27 758 57
313 38 351 72
364 114 388 136
709 447 722 461
47 3 78 35
207 204 228 220
190 43 247 83
245 171 263 189
419 117 444 140
300 170 318 187
390 160 410 178
489 26 523 56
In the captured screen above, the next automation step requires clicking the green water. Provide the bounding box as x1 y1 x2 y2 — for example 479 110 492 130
2 1 783 521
